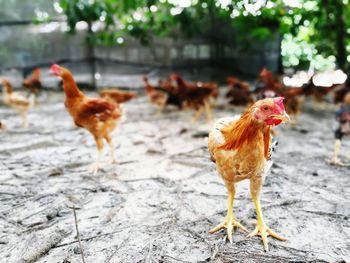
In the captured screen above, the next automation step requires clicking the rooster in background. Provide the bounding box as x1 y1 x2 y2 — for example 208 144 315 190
1 79 35 127
208 97 289 251
225 76 254 106
170 74 218 122
328 92 350 165
22 67 42 95
50 64 122 174
99 89 137 104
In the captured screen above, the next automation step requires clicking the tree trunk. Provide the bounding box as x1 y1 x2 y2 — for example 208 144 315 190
334 1 346 71
277 34 284 75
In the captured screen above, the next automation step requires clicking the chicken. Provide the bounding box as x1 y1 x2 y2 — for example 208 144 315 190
327 92 350 165
99 89 137 104
1 79 34 127
143 77 183 111
254 68 284 100
225 76 254 106
143 77 168 112
170 74 218 122
208 97 289 251
50 64 122 174
22 67 42 94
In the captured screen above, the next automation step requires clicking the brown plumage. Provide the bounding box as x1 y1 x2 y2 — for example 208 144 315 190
50 64 122 174
22 68 42 94
99 89 137 104
170 74 217 122
226 76 254 106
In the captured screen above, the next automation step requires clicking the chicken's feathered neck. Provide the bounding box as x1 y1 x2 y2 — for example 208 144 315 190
61 74 84 98
219 108 271 159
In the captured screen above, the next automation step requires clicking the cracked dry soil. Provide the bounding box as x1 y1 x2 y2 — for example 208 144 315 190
0 91 349 263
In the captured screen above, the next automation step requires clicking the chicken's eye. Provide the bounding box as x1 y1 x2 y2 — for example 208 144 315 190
262 106 269 111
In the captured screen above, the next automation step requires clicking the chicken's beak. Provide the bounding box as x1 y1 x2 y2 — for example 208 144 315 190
273 111 290 123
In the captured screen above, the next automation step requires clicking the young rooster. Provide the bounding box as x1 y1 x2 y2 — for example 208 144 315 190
208 97 289 251
50 64 122 174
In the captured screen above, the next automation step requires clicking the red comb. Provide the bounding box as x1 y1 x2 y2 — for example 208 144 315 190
273 97 285 111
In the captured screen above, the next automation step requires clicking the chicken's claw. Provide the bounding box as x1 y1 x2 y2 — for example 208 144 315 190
247 223 286 252
209 217 247 243
326 158 349 166
89 163 99 175
109 157 117 164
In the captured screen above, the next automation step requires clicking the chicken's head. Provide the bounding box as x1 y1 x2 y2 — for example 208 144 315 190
50 64 69 78
253 97 290 126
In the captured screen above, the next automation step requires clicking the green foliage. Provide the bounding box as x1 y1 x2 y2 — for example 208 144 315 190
55 0 350 71
58 0 115 32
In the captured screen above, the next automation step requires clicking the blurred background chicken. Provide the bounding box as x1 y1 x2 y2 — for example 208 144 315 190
143 77 169 113
208 97 289 251
1 79 35 127
99 89 137 104
50 64 122 174
328 92 350 165
254 68 283 100
170 74 218 122
22 67 42 95
225 76 254 106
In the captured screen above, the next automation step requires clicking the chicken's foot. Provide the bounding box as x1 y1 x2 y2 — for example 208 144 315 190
248 177 286 252
90 137 103 175
90 152 102 175
209 188 247 243
21 112 28 128
327 139 346 165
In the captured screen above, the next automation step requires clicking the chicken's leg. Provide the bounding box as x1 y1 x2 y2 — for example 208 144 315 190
209 184 247 243
104 134 116 164
90 137 104 175
247 177 286 251
204 100 213 122
327 139 343 165
192 107 204 123
21 111 28 128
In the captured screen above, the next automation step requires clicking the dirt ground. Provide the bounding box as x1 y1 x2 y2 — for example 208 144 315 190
0 90 349 263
